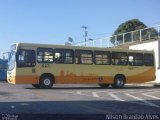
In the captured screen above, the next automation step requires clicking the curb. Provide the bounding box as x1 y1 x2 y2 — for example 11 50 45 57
126 83 154 87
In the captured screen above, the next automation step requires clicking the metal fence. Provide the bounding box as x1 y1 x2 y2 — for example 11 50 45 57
75 25 160 48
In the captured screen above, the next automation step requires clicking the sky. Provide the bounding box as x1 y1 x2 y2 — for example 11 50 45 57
0 0 160 58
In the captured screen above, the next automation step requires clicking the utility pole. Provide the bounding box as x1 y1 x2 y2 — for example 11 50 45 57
81 26 88 46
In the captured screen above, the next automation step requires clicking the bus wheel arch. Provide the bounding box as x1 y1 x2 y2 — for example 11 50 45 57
112 74 126 88
39 73 55 89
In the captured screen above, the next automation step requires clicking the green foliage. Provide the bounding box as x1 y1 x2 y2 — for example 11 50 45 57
110 19 158 45
114 19 147 35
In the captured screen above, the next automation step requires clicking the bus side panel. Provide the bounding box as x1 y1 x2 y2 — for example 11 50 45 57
54 70 76 84
52 64 84 84
15 67 39 84
14 75 39 84
54 66 155 84
54 65 114 84
126 67 155 83
76 76 113 84
55 75 113 84
74 65 113 84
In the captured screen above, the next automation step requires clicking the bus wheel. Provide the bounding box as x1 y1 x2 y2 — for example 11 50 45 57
99 84 109 88
40 75 53 89
112 75 125 88
32 84 41 89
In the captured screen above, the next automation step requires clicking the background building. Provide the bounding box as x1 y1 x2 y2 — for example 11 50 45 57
0 59 7 81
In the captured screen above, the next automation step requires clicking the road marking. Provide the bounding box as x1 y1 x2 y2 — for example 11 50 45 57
142 93 160 100
143 91 160 94
125 89 157 94
65 91 107 99
30 90 65 101
76 91 93 97
76 91 100 98
125 93 160 108
76 91 81 95
92 92 99 97
108 93 124 101
65 91 125 102
110 90 137 94
94 90 115 93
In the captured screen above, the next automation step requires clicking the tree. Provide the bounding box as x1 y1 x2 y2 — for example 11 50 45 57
110 19 158 45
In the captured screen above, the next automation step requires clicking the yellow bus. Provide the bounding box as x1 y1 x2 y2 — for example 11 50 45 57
7 43 155 89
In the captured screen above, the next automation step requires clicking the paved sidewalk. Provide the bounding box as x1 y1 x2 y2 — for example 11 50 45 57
126 82 160 87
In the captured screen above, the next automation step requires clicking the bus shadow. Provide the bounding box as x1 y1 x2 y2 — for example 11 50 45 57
26 86 105 90
25 85 158 90
0 100 159 115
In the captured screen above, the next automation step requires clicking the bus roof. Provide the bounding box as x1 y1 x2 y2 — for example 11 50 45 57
16 42 154 53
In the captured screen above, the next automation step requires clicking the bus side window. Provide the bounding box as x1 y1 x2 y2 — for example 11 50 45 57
55 52 62 63
37 48 54 63
75 50 93 64
112 52 127 65
94 51 111 65
55 49 74 64
65 52 73 64
144 54 154 66
17 49 36 67
128 53 143 66
128 55 134 66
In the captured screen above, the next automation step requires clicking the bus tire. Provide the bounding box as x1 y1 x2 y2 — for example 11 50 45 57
112 75 125 88
99 84 109 88
32 84 41 89
40 75 53 89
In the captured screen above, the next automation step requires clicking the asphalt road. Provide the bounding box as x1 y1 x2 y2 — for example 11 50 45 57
0 82 160 120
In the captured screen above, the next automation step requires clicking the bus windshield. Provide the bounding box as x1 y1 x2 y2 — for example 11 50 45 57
8 44 16 71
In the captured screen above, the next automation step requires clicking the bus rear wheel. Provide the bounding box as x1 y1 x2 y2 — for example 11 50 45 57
40 75 53 89
112 75 125 88
99 84 109 88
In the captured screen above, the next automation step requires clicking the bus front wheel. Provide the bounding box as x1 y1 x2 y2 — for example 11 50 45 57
112 75 125 88
40 75 53 89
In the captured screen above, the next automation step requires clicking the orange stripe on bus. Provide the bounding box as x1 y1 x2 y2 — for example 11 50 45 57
9 75 39 84
8 68 155 84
